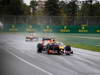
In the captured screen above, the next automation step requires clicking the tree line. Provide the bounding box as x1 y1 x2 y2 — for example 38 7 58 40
0 0 100 16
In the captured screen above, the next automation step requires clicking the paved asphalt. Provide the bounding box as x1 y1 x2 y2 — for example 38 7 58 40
0 33 100 75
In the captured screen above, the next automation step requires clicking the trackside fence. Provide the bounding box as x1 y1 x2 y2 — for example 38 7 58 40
0 16 100 33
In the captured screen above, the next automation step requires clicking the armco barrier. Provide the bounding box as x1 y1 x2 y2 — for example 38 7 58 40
0 24 100 33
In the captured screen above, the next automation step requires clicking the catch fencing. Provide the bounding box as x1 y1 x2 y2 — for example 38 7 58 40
0 16 100 33
0 16 100 25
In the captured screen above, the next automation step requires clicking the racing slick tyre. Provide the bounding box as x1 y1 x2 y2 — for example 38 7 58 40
47 50 50 54
37 43 43 53
65 45 71 55
71 51 73 54
37 49 42 53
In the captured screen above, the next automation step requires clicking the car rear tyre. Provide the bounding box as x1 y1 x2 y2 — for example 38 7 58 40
47 50 50 54
37 43 43 53
71 51 73 54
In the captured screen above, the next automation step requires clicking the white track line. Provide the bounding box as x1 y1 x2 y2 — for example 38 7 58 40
7 50 53 75
96 45 100 46
68 35 100 40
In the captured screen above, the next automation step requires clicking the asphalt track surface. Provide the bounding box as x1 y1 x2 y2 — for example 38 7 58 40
0 33 100 75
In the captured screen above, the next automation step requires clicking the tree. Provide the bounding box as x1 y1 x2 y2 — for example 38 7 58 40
62 0 78 25
80 0 93 16
0 0 10 15
59 1 67 16
65 0 78 16
9 0 24 15
30 0 37 15
0 0 26 15
23 4 31 15
92 2 100 16
80 0 100 16
44 0 60 16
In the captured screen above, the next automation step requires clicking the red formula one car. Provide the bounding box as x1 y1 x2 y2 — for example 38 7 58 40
25 34 38 41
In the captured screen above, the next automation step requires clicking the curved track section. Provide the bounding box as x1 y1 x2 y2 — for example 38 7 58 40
0 33 100 75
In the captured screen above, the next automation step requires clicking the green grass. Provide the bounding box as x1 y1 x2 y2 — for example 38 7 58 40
53 33 100 52
66 43 100 52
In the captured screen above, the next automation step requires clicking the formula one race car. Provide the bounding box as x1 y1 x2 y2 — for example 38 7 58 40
46 43 73 55
37 38 73 55
25 34 38 41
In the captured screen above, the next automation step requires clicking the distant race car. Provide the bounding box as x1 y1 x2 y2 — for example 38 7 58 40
25 34 38 41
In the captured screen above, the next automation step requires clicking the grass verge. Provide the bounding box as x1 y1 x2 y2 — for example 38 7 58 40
66 43 100 52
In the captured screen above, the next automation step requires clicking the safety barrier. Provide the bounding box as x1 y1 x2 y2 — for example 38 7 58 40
0 24 100 33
